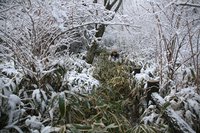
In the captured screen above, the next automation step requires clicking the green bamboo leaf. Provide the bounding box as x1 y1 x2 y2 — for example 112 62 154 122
73 124 91 130
149 126 158 133
49 94 58 108
135 126 140 133
190 68 196 80
161 102 171 111
66 124 81 133
59 126 66 133
105 123 118 129
59 94 66 118
140 124 148 133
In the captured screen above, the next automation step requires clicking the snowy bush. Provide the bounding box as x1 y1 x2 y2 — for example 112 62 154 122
0 52 102 132
164 87 200 131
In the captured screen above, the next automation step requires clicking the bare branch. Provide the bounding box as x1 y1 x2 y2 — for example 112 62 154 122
42 21 135 56
0 5 20 13
176 3 200 8
114 0 122 12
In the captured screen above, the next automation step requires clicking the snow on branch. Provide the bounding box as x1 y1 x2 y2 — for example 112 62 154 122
176 2 200 8
0 5 20 13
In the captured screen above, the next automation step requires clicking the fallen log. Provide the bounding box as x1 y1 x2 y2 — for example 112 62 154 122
151 92 195 133
146 80 195 133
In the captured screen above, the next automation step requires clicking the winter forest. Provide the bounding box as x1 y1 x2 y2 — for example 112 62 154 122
0 0 200 132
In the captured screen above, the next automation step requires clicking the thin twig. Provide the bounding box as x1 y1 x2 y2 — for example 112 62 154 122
177 3 200 8
0 93 8 99
0 5 20 13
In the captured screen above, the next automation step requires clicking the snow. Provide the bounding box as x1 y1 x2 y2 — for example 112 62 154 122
0 77 16 96
187 99 200 118
49 108 54 121
176 87 196 98
8 94 21 110
0 61 17 75
32 89 47 112
151 93 166 105
66 70 99 93
142 112 159 124
151 93 196 133
63 58 99 93
165 108 195 133
134 62 158 82
141 63 157 76
164 87 200 119
32 89 47 103
135 73 150 81
7 94 25 125
25 116 43 130
185 110 195 125
2 67 18 76
41 126 60 133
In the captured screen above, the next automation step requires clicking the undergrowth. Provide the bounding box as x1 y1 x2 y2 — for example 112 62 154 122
0 52 169 133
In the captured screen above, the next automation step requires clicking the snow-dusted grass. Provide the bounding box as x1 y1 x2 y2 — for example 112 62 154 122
64 58 99 93
0 51 165 132
1 48 199 132
0 55 101 132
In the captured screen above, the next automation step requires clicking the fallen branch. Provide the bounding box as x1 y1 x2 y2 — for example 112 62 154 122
151 93 195 133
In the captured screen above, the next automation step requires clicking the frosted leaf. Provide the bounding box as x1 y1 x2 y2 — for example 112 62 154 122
2 68 18 76
185 110 195 124
8 94 21 110
0 61 18 76
41 126 52 133
170 99 182 110
32 89 47 102
187 99 200 118
148 105 156 110
41 126 60 133
142 112 159 124
175 110 184 118
25 116 43 130
66 70 99 93
1 77 17 94
8 109 26 125
64 58 99 93
32 89 47 112
135 73 150 81
32 130 40 133
49 108 54 121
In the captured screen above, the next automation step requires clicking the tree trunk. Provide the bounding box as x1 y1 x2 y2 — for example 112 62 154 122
85 24 105 64
85 0 122 64
85 40 98 64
